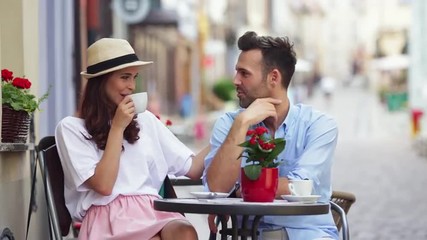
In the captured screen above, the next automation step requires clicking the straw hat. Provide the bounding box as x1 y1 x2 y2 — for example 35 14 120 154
81 38 152 79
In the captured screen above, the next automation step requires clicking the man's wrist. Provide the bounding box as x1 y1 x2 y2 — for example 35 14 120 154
234 113 251 130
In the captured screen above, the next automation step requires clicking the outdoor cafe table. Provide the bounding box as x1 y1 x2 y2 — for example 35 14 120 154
153 198 330 240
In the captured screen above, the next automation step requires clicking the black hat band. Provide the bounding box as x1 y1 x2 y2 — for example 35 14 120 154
87 54 139 74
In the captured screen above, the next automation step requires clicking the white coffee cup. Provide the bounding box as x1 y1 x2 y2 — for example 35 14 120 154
129 92 148 114
288 179 313 196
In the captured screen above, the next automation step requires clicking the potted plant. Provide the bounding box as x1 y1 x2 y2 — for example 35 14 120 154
1 68 49 143
238 126 286 202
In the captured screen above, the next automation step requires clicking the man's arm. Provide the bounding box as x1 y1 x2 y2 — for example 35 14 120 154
206 116 249 192
207 98 282 192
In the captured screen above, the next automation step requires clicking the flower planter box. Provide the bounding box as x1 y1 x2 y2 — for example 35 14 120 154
1 105 31 143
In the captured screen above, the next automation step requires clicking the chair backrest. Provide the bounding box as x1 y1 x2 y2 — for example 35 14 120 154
161 176 178 198
330 190 356 231
37 136 72 238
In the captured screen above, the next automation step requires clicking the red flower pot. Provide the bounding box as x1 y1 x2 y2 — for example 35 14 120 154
241 167 279 202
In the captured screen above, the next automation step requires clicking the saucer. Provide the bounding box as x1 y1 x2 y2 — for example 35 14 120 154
281 195 321 203
190 192 229 199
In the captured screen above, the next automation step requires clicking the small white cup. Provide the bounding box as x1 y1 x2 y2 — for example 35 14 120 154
129 92 148 114
288 179 313 196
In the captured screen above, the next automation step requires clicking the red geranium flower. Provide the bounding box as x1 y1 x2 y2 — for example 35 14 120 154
12 77 32 89
1 69 14 81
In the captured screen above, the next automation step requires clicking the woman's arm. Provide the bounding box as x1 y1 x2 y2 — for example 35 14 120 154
84 96 135 196
185 145 210 180
84 125 125 196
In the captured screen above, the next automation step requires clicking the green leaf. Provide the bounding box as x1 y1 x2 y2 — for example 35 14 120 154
243 165 262 180
246 147 256 153
264 139 286 162
238 141 252 147
1 82 49 113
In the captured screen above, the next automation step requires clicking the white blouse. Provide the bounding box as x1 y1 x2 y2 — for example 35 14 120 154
55 111 193 221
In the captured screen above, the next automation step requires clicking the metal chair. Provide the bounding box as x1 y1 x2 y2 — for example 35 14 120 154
0 228 15 240
36 136 79 239
330 191 356 240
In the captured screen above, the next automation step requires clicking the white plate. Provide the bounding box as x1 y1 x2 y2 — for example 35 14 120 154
190 192 229 199
281 195 321 203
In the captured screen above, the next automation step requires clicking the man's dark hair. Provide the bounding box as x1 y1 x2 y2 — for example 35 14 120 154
80 74 140 150
237 31 297 88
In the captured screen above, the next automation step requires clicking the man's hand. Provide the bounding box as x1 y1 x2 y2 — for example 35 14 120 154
238 98 282 126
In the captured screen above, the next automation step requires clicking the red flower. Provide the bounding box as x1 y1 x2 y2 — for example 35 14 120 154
255 126 268 136
1 69 14 81
260 142 275 150
249 136 257 145
12 77 32 89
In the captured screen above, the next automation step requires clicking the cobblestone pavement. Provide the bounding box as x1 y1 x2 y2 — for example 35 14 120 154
306 86 427 240
181 85 427 239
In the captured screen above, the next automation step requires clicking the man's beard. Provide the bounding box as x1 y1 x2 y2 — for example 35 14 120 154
238 80 267 108
239 96 255 108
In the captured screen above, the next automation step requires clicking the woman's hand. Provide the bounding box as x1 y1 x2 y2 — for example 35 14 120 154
111 95 135 130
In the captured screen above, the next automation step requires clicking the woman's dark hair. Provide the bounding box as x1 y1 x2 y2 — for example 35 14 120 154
237 31 297 88
80 74 140 150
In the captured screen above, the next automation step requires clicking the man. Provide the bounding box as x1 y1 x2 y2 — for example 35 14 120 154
203 31 339 240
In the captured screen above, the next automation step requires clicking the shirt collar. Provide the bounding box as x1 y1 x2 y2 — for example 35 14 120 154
283 104 296 128
251 104 295 134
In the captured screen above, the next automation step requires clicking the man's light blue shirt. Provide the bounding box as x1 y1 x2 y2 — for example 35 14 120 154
203 103 339 240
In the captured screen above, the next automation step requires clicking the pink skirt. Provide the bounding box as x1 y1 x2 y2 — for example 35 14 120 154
78 195 187 240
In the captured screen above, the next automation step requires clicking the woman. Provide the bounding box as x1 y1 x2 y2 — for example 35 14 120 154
55 38 207 240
